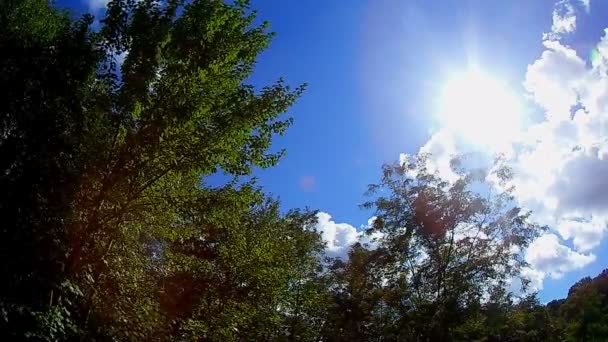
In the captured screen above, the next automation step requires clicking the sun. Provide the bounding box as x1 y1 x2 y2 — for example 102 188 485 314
437 67 523 149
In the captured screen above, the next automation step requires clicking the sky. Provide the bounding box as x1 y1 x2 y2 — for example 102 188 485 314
60 0 608 302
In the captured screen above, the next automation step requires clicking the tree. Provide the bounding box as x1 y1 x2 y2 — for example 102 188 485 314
0 0 306 339
157 189 326 341
6 1 608 341
321 244 387 342
560 282 608 341
542 269 608 342
502 294 560 342
362 154 544 341
0 0 102 338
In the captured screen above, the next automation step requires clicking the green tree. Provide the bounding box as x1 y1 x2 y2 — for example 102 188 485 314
0 0 101 338
362 154 544 341
502 294 560 342
0 0 307 339
321 244 387 342
560 283 608 342
157 189 326 341
9 1 608 341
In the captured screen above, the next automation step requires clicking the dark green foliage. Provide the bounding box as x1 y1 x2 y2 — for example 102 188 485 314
552 270 608 342
1 0 312 340
0 1 100 338
320 245 386 342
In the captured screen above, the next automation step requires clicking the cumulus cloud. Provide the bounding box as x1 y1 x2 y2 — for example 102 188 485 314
519 267 546 292
544 0 593 40
400 11 608 291
524 40 586 120
550 1 577 36
314 212 383 259
525 234 595 280
504 29 608 288
513 32 608 251
557 216 607 251
418 129 460 182
549 150 608 214
399 129 460 183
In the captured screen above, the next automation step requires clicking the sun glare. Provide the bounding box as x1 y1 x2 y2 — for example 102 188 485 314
438 68 523 149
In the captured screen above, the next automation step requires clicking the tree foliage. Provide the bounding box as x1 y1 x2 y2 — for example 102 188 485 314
0 0 312 340
358 155 542 340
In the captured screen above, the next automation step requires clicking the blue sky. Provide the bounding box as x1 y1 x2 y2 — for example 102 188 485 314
249 0 608 302
249 0 553 222
60 0 608 302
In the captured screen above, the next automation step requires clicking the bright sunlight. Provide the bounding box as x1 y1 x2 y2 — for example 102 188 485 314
438 67 523 149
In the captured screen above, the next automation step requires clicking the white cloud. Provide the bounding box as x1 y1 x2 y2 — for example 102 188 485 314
360 216 385 248
87 0 109 11
315 212 359 259
525 234 595 280
523 40 586 121
544 0 592 40
550 1 577 36
510 30 608 254
548 149 608 214
596 29 608 62
314 212 383 259
556 216 607 251
402 19 608 291
400 129 460 183
519 267 546 292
